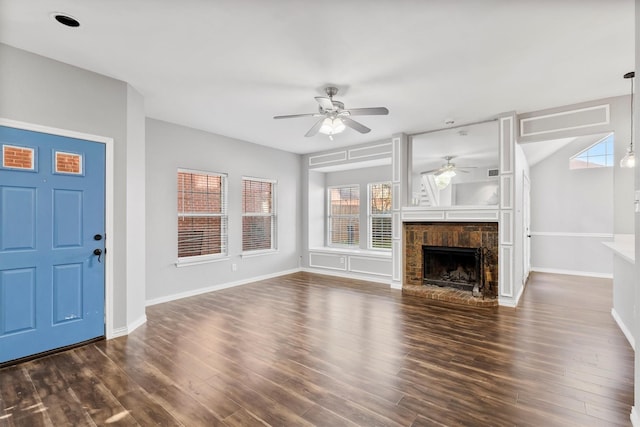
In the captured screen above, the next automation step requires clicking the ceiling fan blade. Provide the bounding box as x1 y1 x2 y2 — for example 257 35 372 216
457 169 470 173
305 118 325 137
346 107 389 116
274 113 321 119
420 168 443 175
315 96 336 111
342 118 371 134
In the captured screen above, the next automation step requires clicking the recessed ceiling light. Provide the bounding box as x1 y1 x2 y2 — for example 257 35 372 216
51 12 80 28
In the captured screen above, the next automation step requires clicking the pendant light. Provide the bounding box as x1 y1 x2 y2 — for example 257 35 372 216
620 71 636 168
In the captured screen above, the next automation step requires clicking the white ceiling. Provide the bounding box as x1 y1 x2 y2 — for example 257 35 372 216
0 0 634 155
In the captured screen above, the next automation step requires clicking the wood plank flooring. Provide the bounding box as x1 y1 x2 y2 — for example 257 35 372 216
0 271 634 426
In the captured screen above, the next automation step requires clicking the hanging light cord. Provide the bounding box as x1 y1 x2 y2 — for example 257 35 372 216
625 71 635 152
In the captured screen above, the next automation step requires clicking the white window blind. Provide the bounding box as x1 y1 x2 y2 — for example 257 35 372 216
369 182 392 250
177 170 228 259
328 185 360 247
242 177 276 252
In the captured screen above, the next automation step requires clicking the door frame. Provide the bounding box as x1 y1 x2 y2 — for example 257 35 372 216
0 117 116 339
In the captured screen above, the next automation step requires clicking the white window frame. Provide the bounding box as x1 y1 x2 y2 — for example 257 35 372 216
368 182 392 251
176 168 228 266
241 176 277 256
327 184 360 248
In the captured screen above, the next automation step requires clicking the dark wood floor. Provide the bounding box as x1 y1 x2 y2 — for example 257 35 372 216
0 272 634 426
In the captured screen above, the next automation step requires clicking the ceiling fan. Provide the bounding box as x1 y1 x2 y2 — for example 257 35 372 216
273 87 389 139
421 156 477 176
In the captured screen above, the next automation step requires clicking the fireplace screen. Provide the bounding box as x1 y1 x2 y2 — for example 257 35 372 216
422 246 482 292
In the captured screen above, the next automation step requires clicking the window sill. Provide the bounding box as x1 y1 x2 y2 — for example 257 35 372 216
309 247 392 258
175 256 230 267
241 249 278 258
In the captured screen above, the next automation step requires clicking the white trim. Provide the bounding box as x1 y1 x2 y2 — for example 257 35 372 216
241 249 279 258
520 104 610 137
611 308 635 350
530 231 614 238
308 151 347 166
347 256 392 278
392 137 401 182
175 255 230 267
110 314 148 338
498 284 525 307
309 247 392 259
146 268 301 306
301 267 392 285
631 406 639 427
530 267 613 279
500 116 514 174
348 143 392 160
390 281 402 290
0 117 116 340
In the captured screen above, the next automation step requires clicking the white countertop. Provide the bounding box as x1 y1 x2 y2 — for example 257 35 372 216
603 234 635 264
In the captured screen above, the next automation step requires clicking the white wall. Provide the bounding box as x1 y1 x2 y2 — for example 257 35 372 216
125 86 147 329
145 118 302 303
0 43 145 333
529 137 613 276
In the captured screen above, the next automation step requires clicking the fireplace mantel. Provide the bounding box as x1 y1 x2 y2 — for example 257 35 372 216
401 206 499 223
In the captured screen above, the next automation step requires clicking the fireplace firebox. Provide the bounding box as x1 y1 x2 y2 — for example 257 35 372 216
422 245 483 293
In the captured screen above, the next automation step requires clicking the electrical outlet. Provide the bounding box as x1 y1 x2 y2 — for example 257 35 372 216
232 263 237 272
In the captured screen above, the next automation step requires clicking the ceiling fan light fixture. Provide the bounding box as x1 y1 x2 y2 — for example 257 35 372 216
435 174 452 190
439 169 456 179
319 117 345 136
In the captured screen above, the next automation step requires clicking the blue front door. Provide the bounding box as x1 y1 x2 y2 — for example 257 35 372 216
0 125 105 364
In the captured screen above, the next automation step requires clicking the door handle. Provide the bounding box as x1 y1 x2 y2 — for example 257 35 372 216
93 248 103 263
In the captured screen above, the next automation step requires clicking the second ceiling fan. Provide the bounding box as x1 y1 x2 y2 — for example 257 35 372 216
274 87 389 139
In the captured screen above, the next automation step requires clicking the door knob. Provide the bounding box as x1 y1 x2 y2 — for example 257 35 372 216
93 248 103 263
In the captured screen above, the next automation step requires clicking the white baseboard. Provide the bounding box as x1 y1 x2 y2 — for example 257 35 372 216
109 314 147 339
631 406 639 427
145 268 301 307
531 267 612 279
301 267 392 286
611 308 635 350
499 284 526 308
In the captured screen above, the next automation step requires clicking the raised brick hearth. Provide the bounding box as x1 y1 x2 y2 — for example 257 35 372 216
403 222 499 307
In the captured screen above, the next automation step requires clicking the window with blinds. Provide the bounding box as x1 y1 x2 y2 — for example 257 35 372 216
369 182 392 250
177 170 227 260
242 177 276 252
328 185 360 247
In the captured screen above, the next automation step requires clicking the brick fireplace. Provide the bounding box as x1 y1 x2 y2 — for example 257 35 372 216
403 222 499 307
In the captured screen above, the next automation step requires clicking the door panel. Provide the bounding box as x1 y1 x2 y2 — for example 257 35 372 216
0 125 105 364
53 189 83 248
1 186 36 250
1 268 36 334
